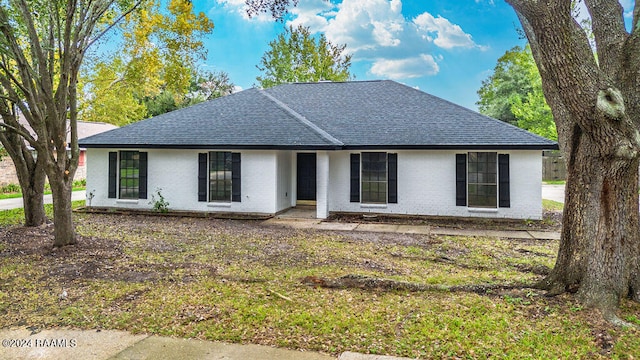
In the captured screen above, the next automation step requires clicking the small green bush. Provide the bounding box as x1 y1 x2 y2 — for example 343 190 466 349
149 188 170 213
0 183 21 194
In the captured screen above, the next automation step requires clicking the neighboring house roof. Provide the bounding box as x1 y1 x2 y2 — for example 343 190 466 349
15 113 117 147
75 121 118 142
79 80 558 150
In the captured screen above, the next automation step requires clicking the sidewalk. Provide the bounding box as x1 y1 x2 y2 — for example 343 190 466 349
0 328 410 360
0 190 86 211
264 216 560 240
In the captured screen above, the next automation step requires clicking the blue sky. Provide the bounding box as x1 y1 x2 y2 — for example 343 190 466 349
193 0 632 110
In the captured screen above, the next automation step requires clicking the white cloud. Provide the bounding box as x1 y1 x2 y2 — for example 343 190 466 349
287 0 334 31
214 0 483 80
215 0 273 22
413 13 478 49
619 0 634 19
285 0 482 79
370 55 439 79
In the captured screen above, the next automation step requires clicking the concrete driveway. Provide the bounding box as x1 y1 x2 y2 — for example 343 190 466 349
541 184 565 203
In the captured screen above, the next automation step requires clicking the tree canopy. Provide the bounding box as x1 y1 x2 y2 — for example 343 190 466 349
256 25 352 88
477 44 556 140
80 0 226 125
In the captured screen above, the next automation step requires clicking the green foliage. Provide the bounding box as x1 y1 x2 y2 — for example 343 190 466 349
477 45 535 125
0 183 21 194
477 45 556 140
149 188 170 213
143 71 235 117
0 181 87 200
80 0 219 125
256 25 352 88
82 58 149 126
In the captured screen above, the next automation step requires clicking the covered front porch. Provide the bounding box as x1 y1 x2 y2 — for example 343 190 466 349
281 151 331 219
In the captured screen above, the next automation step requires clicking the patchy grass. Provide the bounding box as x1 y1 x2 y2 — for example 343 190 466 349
543 199 565 211
0 212 638 358
0 200 85 225
543 180 566 185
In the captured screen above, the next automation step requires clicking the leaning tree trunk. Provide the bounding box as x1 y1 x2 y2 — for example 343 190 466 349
0 131 47 227
506 0 640 317
18 159 47 227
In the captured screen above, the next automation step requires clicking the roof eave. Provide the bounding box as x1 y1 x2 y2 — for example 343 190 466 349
79 143 559 151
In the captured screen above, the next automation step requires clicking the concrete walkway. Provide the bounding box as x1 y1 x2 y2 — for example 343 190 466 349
264 216 560 240
0 328 411 360
0 190 86 211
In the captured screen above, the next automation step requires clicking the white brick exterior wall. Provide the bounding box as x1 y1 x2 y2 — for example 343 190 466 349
327 150 543 220
86 148 543 220
275 150 292 212
86 149 280 214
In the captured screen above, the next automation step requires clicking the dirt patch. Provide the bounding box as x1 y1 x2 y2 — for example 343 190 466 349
0 212 558 287
326 210 562 232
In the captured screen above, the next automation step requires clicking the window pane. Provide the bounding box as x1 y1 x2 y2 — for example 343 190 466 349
467 152 497 208
361 152 387 204
209 151 232 202
119 151 140 199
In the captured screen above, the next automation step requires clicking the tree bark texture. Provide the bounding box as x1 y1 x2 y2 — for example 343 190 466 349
506 0 640 314
0 133 47 226
0 109 47 226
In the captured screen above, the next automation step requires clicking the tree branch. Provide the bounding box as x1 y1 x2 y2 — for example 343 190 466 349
0 120 38 148
633 0 640 36
584 0 627 78
85 0 145 51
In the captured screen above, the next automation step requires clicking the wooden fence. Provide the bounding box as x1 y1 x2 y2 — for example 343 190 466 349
542 154 566 181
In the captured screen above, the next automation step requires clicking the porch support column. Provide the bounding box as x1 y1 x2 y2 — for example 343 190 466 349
316 151 330 219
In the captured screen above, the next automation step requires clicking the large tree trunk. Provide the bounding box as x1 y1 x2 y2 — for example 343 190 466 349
540 134 640 314
506 0 640 317
47 168 76 247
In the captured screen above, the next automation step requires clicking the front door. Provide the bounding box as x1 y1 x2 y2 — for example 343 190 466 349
297 153 316 201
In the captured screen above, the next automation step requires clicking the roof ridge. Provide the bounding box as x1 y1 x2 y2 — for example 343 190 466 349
259 89 344 146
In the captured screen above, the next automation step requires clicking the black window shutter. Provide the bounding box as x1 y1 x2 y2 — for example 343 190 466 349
388 153 398 203
108 152 117 198
138 152 148 199
198 153 207 202
232 153 241 202
498 154 510 208
350 154 360 202
456 154 467 206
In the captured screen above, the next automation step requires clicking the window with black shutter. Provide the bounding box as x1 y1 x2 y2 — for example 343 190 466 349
351 152 398 204
456 152 510 208
198 152 241 202
108 151 147 200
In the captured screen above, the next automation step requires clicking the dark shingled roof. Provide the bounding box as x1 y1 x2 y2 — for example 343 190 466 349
80 80 558 150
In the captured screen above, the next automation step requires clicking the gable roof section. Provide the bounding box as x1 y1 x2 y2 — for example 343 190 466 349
80 80 558 150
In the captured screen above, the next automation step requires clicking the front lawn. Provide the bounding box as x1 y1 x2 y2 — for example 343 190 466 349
0 208 638 358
